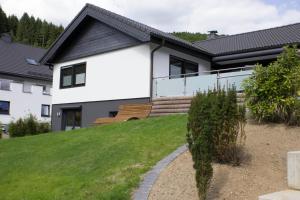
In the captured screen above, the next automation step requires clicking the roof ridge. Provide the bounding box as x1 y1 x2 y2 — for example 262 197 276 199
86 3 198 45
196 22 300 44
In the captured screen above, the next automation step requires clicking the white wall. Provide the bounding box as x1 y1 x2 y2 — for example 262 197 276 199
52 44 151 104
153 46 211 78
0 83 52 125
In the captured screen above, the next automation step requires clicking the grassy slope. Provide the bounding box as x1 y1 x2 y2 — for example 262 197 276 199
0 115 187 200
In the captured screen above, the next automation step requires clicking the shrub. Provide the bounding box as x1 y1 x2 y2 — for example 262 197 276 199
0 121 2 139
243 46 300 125
9 118 26 137
37 122 51 133
187 91 214 200
8 115 50 137
187 87 246 199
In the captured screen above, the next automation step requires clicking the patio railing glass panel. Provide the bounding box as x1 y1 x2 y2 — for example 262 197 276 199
153 66 254 98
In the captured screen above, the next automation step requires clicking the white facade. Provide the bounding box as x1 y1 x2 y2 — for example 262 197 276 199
52 44 152 104
0 82 52 125
153 46 211 78
52 43 213 104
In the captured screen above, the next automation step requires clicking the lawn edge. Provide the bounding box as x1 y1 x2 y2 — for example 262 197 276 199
132 144 188 200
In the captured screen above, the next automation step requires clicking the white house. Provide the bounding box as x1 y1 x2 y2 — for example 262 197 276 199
40 4 300 131
0 34 52 130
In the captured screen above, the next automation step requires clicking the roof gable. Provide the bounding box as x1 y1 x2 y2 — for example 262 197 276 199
53 17 141 63
194 23 300 56
40 4 210 64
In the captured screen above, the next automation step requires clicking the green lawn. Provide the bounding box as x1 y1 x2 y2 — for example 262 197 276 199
0 115 187 200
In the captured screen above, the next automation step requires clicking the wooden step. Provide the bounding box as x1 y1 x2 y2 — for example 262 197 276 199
152 104 191 110
152 96 194 102
152 99 192 105
150 108 189 114
149 112 187 117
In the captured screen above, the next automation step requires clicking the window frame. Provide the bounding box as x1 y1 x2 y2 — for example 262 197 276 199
60 62 86 89
41 104 50 117
169 55 199 79
0 101 10 115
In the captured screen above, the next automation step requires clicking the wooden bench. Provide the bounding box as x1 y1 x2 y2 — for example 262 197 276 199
93 103 152 125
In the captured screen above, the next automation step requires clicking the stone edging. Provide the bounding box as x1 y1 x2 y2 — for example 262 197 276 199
133 144 188 200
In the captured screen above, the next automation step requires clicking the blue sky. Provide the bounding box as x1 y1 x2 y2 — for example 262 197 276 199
0 0 300 35
264 0 300 11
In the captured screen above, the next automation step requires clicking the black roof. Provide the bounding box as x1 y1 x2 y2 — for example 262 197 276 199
40 3 211 64
0 35 52 81
194 23 300 56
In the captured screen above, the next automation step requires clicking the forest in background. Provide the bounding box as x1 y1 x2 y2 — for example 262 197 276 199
0 6 64 48
0 5 208 49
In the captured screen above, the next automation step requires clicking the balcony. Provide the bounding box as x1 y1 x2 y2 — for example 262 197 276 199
153 66 254 98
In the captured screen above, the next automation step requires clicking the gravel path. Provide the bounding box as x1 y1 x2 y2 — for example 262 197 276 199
148 123 300 200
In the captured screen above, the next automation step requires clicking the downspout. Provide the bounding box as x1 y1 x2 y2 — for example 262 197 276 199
150 39 165 100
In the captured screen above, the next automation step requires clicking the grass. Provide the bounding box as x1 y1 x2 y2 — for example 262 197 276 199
0 115 187 200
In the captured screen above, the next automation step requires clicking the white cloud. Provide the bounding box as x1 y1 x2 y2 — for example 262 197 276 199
0 0 300 34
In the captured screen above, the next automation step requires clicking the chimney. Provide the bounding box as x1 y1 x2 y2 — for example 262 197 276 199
1 33 12 43
207 30 218 40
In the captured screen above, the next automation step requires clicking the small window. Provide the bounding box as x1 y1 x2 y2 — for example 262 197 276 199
26 58 38 65
0 79 12 90
42 85 51 95
169 56 198 79
0 101 10 115
41 104 50 117
23 83 32 93
60 63 86 89
109 111 118 117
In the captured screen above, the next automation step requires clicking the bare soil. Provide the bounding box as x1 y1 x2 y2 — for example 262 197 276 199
148 123 300 200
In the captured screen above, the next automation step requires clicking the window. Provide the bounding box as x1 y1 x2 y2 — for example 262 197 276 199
169 56 198 79
42 85 51 95
0 79 12 90
23 83 32 93
109 111 118 117
26 58 38 65
41 104 50 117
0 101 10 115
60 63 86 89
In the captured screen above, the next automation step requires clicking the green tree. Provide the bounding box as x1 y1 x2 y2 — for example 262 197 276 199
0 6 8 33
172 32 207 42
7 15 18 37
243 46 300 125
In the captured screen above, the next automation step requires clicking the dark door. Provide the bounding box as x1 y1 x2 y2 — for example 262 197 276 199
62 109 82 131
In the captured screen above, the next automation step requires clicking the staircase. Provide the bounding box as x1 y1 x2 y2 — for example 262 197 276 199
237 93 246 105
150 93 245 117
149 96 192 117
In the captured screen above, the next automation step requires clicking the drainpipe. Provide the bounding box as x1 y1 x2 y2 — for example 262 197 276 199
150 39 165 100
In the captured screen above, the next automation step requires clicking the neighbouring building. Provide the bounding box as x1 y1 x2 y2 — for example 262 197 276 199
40 3 300 131
0 34 52 131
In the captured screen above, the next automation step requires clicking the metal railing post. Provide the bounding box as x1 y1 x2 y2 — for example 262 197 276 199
183 75 186 96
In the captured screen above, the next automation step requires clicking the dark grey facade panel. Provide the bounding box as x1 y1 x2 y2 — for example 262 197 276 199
51 97 150 131
54 18 141 63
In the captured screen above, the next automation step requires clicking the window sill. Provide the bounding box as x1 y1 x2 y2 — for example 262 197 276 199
23 91 32 94
42 93 51 96
60 84 85 89
0 89 11 91
0 113 10 115
41 115 50 118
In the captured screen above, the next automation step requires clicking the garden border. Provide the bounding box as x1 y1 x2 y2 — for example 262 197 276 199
133 144 188 200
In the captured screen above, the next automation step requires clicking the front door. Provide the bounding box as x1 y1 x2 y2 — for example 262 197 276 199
62 109 82 131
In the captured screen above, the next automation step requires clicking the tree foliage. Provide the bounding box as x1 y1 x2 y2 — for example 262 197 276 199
172 32 207 42
187 87 246 199
243 46 300 125
0 6 64 48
